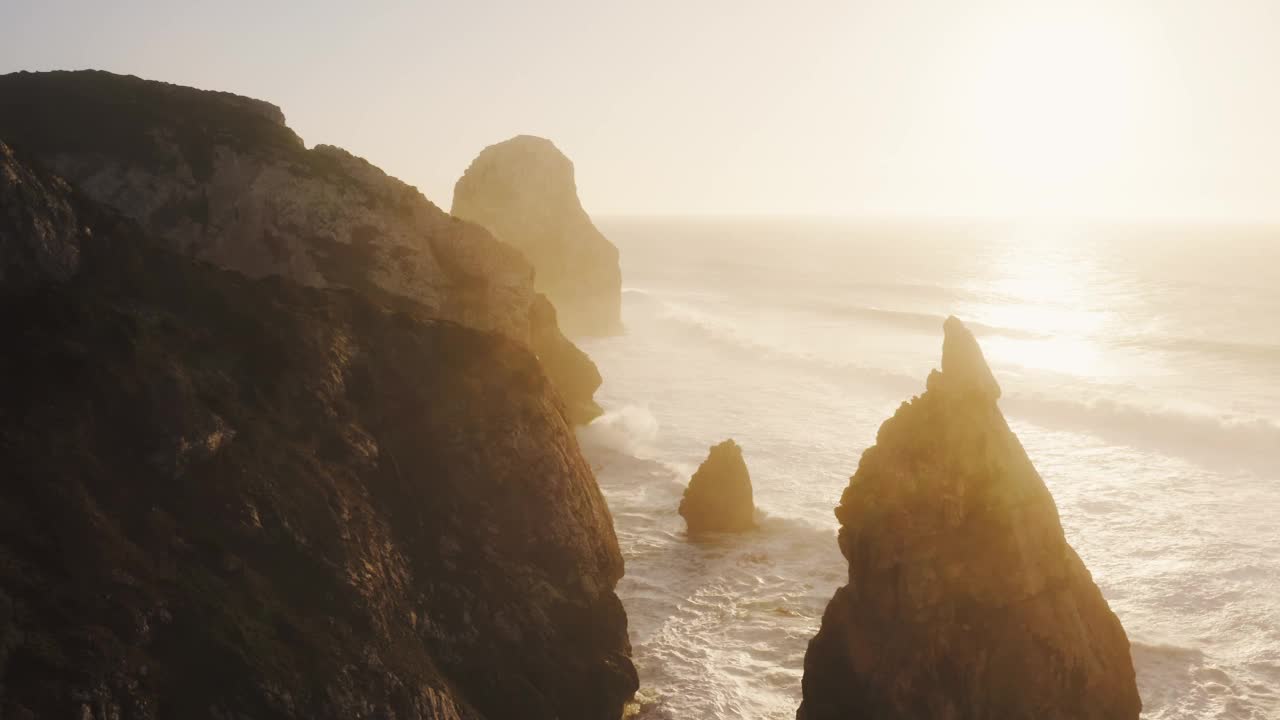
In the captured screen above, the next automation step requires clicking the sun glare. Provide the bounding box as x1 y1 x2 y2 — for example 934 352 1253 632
956 11 1142 215
966 225 1111 377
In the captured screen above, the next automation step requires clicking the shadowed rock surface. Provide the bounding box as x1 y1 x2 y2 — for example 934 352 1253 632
798 317 1141 720
0 70 603 424
679 440 756 534
0 141 85 289
0 70 529 338
0 145 636 719
452 135 621 336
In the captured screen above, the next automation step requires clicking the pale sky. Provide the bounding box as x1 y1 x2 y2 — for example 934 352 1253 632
4 0 1280 221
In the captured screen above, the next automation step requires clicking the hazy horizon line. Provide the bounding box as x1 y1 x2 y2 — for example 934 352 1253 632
590 212 1280 229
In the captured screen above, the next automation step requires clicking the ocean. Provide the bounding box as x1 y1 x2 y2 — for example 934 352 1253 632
574 219 1280 720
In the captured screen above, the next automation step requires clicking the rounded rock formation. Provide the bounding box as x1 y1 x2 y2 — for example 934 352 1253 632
679 439 756 534
797 317 1141 720
452 135 621 336
530 293 604 424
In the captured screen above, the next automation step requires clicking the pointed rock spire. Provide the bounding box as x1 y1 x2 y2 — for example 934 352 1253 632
798 317 1140 720
940 315 1001 400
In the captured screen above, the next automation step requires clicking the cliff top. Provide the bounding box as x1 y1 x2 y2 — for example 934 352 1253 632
0 70 301 180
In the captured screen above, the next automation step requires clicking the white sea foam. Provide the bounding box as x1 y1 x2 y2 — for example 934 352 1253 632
1003 392 1280 476
579 405 661 458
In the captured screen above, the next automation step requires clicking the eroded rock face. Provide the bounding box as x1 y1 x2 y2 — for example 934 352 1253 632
0 70 608 424
0 70 533 338
0 150 636 720
0 141 84 290
452 135 621 336
679 439 756 533
797 317 1140 720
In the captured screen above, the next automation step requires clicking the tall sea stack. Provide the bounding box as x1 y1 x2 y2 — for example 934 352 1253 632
452 135 622 336
798 317 1141 720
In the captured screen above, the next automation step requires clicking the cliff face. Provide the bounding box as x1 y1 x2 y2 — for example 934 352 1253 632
0 144 636 719
0 71 532 339
0 70 604 424
0 141 85 289
452 136 621 336
798 318 1140 720
679 440 756 534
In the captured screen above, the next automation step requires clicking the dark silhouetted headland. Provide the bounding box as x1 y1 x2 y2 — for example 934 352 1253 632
0 84 636 718
0 70 605 425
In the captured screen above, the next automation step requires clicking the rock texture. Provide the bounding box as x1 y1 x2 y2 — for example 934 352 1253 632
452 136 621 336
679 440 756 533
0 70 529 338
0 70 603 424
0 141 85 290
797 317 1141 720
0 146 636 719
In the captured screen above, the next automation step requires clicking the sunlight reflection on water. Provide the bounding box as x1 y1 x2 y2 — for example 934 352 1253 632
580 219 1280 720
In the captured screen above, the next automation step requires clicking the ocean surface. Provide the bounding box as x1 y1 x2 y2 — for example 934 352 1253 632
573 219 1280 720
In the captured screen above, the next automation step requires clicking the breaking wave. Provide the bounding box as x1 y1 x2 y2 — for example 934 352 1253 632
1130 640 1279 720
1003 393 1280 476
629 291 1280 475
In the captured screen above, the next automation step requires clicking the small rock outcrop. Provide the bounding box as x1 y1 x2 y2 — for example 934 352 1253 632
679 440 756 533
0 148 636 718
452 135 621 336
0 70 604 424
798 317 1141 720
530 293 604 424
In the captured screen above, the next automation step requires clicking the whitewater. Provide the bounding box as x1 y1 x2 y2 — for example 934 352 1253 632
574 219 1280 720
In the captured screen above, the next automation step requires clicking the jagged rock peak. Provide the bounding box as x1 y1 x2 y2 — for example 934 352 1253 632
937 314 1001 400
452 135 622 336
679 439 756 534
798 318 1140 720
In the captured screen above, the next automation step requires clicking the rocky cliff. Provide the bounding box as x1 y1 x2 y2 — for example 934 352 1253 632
0 70 603 424
679 440 756 534
798 317 1141 720
0 142 637 719
452 136 621 336
530 294 604 424
0 141 85 289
